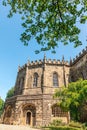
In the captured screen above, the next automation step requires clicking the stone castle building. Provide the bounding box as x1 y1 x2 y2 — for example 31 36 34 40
2 47 87 126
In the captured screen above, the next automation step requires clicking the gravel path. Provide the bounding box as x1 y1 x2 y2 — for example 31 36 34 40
0 124 40 130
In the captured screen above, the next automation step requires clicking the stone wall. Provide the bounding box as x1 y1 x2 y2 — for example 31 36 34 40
70 53 87 81
3 48 87 127
43 64 69 94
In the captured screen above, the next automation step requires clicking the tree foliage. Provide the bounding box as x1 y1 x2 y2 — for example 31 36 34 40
2 0 87 53
0 98 4 117
54 79 87 121
6 87 14 98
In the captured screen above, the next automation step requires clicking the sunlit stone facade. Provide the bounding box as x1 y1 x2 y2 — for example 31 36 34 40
3 47 87 126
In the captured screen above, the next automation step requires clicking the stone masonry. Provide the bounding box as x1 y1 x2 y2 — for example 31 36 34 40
2 46 87 127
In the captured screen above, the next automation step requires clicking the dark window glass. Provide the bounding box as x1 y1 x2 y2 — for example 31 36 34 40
52 104 67 117
53 73 58 87
33 73 38 87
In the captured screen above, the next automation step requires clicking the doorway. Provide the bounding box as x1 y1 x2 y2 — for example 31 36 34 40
26 112 31 125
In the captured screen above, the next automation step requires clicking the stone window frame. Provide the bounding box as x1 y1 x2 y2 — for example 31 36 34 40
5 105 12 118
70 75 74 82
18 77 25 89
53 72 59 87
52 104 67 117
26 110 32 125
33 72 38 87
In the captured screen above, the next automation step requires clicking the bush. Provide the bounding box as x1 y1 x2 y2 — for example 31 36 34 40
0 98 4 117
43 121 87 130
81 123 87 130
69 121 82 128
46 126 79 130
50 119 63 126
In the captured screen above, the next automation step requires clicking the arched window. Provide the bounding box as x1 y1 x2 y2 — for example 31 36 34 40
5 106 12 117
81 71 84 80
18 77 24 89
33 73 38 87
22 77 24 87
53 72 58 87
70 75 74 82
52 104 67 117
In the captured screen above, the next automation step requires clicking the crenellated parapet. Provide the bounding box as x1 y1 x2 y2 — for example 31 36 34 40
18 46 87 69
18 64 27 72
28 59 43 66
46 59 69 65
70 46 87 66
18 58 69 72
46 59 61 64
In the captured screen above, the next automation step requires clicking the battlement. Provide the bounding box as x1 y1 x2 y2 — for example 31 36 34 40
70 46 87 65
18 46 87 72
18 58 69 72
18 64 27 72
28 58 69 66
46 59 69 65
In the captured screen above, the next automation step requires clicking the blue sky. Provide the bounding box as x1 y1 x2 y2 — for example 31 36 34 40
0 1 87 100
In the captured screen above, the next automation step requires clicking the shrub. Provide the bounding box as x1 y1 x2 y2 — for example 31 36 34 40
50 119 63 126
47 126 79 130
69 121 82 128
0 98 4 117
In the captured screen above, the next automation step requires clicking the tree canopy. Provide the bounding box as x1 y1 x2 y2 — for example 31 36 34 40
6 87 14 98
0 97 4 117
54 79 87 122
2 0 87 53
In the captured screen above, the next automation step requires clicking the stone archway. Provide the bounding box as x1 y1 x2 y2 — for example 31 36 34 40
3 105 14 124
22 104 36 126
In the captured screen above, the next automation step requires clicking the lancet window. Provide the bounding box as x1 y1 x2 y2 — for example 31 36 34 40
33 73 38 87
53 72 58 87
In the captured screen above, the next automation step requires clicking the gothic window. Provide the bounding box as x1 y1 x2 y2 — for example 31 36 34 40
5 106 12 117
18 77 24 89
18 79 20 86
22 77 24 87
33 73 38 87
52 104 67 117
81 71 84 80
70 75 74 82
53 72 58 87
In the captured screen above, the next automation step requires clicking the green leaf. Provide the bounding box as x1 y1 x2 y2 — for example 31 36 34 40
2 0 87 52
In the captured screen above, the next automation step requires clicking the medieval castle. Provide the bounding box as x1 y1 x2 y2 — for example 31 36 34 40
2 46 87 126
